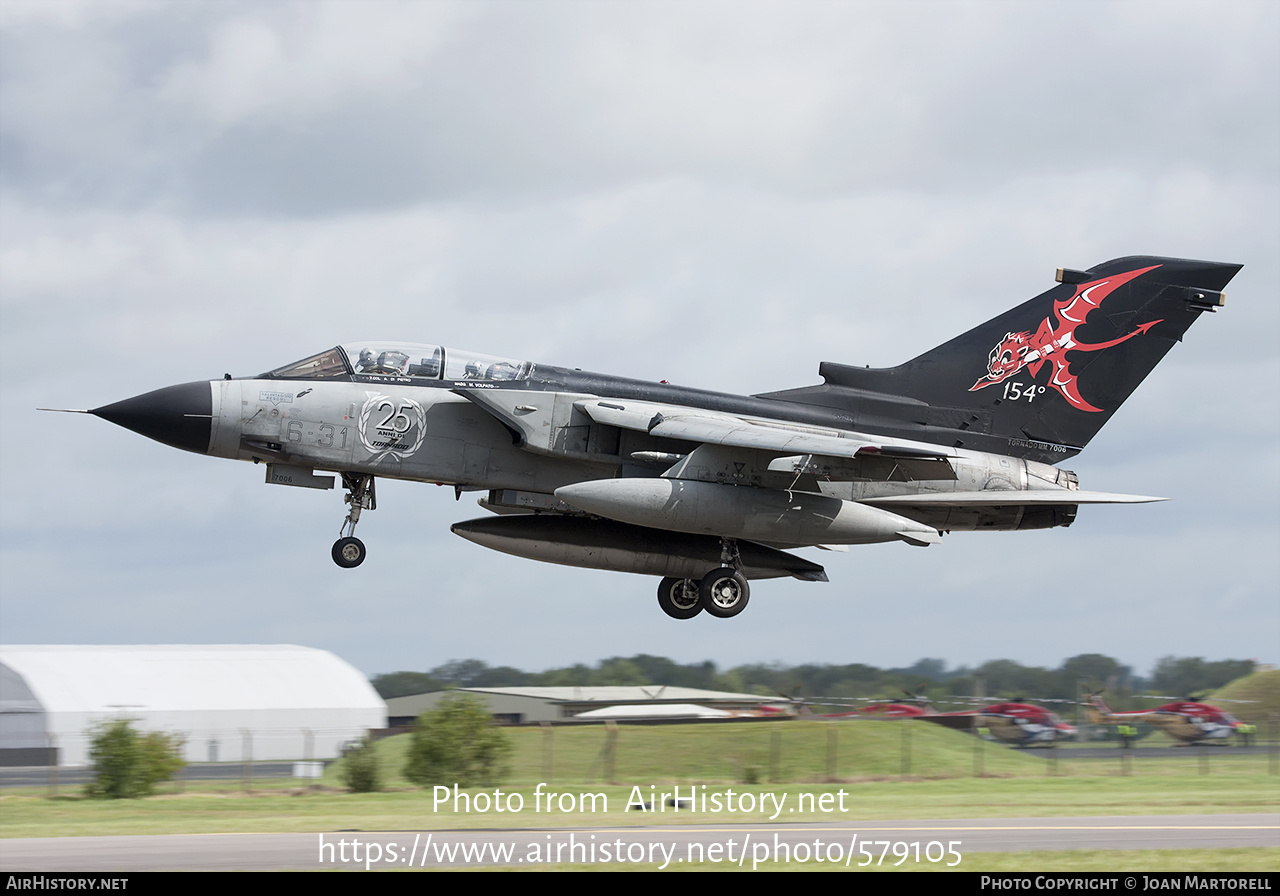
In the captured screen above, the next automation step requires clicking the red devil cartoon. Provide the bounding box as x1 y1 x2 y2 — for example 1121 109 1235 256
970 265 1162 412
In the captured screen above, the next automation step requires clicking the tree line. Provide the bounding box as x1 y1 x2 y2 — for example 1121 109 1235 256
372 654 1256 711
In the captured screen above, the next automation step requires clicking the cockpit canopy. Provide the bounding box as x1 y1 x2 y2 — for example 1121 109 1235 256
265 343 533 383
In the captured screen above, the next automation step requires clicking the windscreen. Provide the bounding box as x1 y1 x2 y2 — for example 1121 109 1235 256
265 347 350 379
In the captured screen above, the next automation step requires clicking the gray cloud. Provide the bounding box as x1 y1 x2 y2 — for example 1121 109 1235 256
4 2 1275 215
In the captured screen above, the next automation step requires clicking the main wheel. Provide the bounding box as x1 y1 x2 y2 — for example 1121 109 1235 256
657 577 702 619
699 568 750 618
332 536 366 568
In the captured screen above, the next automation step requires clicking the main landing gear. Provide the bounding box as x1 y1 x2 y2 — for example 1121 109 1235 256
657 577 702 619
332 473 375 568
655 538 751 620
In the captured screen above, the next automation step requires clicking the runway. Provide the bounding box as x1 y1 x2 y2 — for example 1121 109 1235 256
3 814 1277 870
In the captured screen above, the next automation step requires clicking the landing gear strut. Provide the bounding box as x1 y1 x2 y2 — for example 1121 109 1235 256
332 473 375 569
701 537 749 618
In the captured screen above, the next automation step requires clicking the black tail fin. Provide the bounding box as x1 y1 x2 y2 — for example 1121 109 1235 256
811 257 1240 462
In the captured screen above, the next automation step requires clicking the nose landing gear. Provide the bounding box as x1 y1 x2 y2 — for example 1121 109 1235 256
332 473 375 568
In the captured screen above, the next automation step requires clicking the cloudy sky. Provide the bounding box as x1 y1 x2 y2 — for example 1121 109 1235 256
2 0 1276 681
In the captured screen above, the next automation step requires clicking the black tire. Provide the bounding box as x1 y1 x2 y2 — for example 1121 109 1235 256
657 577 702 619
699 568 749 618
332 536 366 568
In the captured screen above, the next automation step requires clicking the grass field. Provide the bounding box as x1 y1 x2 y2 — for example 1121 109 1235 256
375 719 1280 784
3 721 1276 842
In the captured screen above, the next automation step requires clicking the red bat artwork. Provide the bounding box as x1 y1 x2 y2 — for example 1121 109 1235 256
969 265 1162 412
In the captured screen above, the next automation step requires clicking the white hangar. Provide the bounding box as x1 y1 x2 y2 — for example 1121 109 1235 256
0 645 387 767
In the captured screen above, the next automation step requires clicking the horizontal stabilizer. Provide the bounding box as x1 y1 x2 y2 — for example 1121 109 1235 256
863 490 1165 507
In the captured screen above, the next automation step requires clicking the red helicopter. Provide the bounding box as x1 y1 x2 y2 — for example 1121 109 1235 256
1085 694 1242 744
965 702 1078 746
850 694 1076 746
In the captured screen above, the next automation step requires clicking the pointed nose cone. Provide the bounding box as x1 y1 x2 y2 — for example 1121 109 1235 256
92 381 213 454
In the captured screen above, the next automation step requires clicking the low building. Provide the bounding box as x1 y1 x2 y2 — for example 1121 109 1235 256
0 645 386 767
387 685 780 726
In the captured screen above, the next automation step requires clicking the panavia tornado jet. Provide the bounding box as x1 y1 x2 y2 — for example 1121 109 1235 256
55 256 1239 620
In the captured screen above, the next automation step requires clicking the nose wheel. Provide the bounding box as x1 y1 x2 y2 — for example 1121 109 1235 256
332 473 375 569
332 536 366 568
